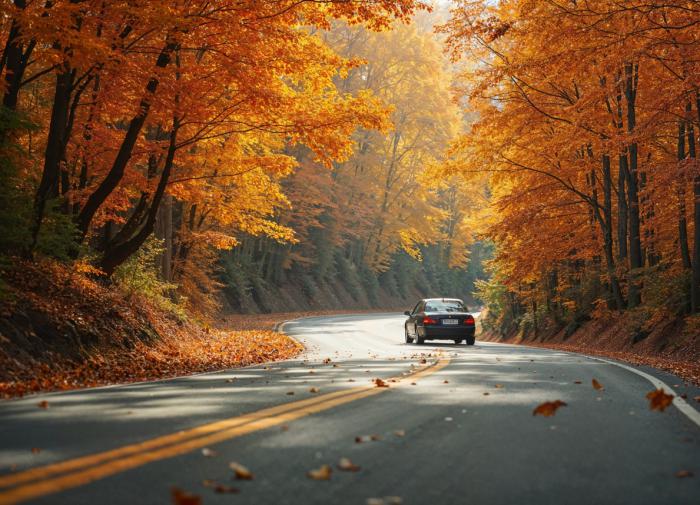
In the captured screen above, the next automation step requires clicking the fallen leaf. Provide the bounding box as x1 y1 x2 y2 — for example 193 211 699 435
214 484 240 494
592 379 604 391
370 434 381 441
30 447 41 454
419 358 427 364
323 358 332 364
286 391 294 395
229 462 254 480
201 448 217 457
366 497 403 505
309 387 320 393
675 470 693 478
443 380 449 384
307 464 332 480
374 378 389 388
573 381 582 384
37 400 49 409
225 379 235 383
337 457 361 472
348 379 356 382
494 384 503 389
171 487 201 505
694 395 700 403
680 393 687 399
532 400 567 417
280 425 289 432
410 382 417 386
394 430 405 437
646 389 674 412
483 392 490 396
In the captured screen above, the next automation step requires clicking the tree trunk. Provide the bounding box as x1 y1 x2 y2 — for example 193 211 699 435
617 153 629 262
100 117 179 276
29 68 74 249
691 95 700 312
77 40 177 238
624 62 642 308
601 154 625 310
1 0 33 112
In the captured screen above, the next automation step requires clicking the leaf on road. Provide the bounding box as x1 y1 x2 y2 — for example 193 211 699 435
573 381 582 384
202 480 239 494
337 457 361 472
229 462 254 480
374 378 389 388
307 464 332 480
592 379 604 391
394 429 405 437
410 382 417 386
31 448 41 454
675 470 694 478
494 384 503 389
214 484 240 494
309 387 320 393
532 400 567 417
694 395 700 403
323 358 332 364
171 487 201 505
286 391 294 395
37 400 49 409
201 448 217 457
367 497 402 505
443 380 449 384
419 358 427 364
483 392 490 396
646 389 674 412
355 434 381 443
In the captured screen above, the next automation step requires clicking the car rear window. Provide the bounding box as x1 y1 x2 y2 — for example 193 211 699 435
424 300 467 312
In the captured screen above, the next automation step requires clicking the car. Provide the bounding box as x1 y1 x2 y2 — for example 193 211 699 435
404 298 476 345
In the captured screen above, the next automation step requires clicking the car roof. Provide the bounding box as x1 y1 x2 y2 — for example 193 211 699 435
422 298 464 303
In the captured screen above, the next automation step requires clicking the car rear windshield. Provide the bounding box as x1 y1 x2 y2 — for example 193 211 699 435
424 300 467 312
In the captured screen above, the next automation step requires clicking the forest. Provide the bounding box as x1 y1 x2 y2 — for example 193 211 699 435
441 0 700 348
1 0 700 393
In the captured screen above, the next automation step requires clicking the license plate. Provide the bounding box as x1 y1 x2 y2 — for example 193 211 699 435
442 319 458 325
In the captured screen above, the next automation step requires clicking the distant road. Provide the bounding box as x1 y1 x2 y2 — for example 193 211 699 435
1 313 699 504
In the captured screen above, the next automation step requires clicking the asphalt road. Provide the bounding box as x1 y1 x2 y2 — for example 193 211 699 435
1 313 699 505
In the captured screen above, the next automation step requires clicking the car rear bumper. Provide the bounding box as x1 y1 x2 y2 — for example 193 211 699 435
419 325 475 339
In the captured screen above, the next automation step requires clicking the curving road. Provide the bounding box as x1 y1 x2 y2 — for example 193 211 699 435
0 313 699 505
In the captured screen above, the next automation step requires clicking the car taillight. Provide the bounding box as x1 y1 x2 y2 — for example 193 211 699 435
422 316 438 325
464 315 475 325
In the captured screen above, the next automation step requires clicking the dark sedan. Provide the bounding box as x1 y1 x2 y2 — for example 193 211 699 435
404 298 476 345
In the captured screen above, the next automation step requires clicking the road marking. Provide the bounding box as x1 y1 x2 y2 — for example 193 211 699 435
0 357 450 505
588 356 700 427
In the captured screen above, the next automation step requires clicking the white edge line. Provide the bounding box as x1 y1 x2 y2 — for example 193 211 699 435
482 338 700 427
586 355 700 427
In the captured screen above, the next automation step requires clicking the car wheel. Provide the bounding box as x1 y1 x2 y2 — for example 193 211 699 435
415 335 424 345
466 336 476 346
405 327 414 344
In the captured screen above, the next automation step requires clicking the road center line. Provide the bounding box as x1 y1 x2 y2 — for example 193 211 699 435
0 357 450 505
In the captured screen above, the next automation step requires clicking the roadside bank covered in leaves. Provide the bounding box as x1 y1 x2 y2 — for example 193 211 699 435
0 259 302 399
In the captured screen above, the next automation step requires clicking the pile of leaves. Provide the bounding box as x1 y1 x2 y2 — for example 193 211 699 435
0 259 302 398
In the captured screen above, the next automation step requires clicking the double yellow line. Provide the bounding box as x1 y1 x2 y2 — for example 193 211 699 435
0 357 450 505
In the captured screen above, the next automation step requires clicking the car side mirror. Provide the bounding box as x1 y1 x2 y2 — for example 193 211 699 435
404 311 411 316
